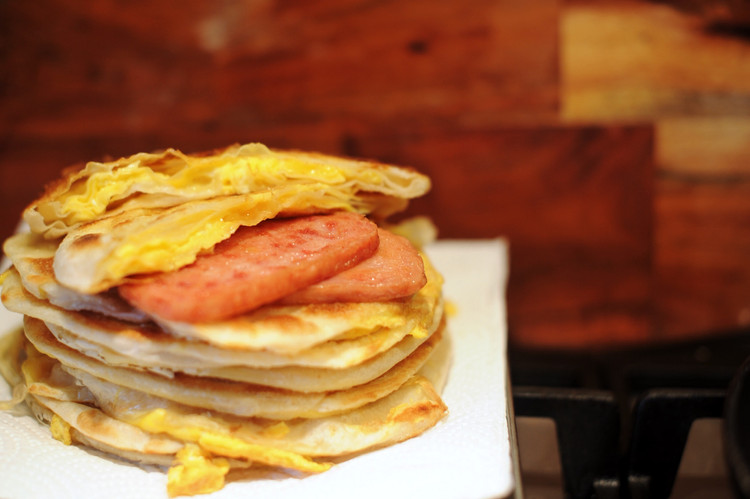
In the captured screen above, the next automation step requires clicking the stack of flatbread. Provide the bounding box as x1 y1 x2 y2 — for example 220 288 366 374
0 143 449 496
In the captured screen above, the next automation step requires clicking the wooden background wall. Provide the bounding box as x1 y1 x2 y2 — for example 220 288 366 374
1 0 749 350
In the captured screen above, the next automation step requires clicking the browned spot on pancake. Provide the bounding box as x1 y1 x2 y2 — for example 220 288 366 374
77 408 119 440
29 257 54 276
25 258 55 286
391 400 445 424
71 233 102 249
27 383 60 398
73 309 167 343
113 211 147 229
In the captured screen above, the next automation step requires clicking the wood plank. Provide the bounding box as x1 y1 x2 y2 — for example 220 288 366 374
0 0 560 243
562 0 750 344
357 125 655 348
655 179 750 338
8 0 750 349
2 123 655 349
0 0 559 141
562 0 750 121
655 117 750 338
213 0 560 128
657 117 750 177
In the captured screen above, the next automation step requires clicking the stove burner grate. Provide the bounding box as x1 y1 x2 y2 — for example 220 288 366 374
510 328 750 498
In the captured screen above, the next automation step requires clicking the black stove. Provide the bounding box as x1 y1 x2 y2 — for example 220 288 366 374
509 328 750 498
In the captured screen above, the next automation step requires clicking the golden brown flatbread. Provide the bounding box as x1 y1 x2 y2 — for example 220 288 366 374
25 143 429 293
9 325 449 467
0 141 447 497
24 316 444 420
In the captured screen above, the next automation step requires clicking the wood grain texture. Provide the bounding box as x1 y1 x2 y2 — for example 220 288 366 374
657 118 750 176
2 0 750 348
559 0 750 346
562 0 750 120
358 125 655 348
0 0 559 242
655 180 750 338
0 0 559 138
655 117 750 339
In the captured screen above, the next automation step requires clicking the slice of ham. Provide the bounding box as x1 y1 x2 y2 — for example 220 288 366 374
118 212 379 323
280 229 426 305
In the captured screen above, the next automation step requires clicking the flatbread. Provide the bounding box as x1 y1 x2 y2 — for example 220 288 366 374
2 258 444 368
25 143 430 293
53 187 356 293
82 372 448 458
45 320 437 392
24 316 444 420
1 141 447 495
29 395 184 464
3 231 148 323
3 232 444 355
2 267 444 370
26 143 430 238
14 329 449 463
154 253 442 354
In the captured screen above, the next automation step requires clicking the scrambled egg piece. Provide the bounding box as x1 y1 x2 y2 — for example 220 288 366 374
28 141 429 238
136 408 331 474
261 421 290 439
30 142 430 293
167 444 230 498
50 143 355 227
50 414 72 445
444 300 459 318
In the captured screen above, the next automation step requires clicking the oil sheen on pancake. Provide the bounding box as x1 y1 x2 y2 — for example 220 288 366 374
119 212 379 323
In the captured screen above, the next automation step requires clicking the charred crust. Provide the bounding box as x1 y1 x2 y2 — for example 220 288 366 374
70 232 102 248
391 400 444 423
28 257 54 277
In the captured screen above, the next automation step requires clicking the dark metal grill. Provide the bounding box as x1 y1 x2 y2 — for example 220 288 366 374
509 328 750 498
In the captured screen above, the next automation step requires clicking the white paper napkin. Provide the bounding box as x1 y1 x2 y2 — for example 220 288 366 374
0 239 514 499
